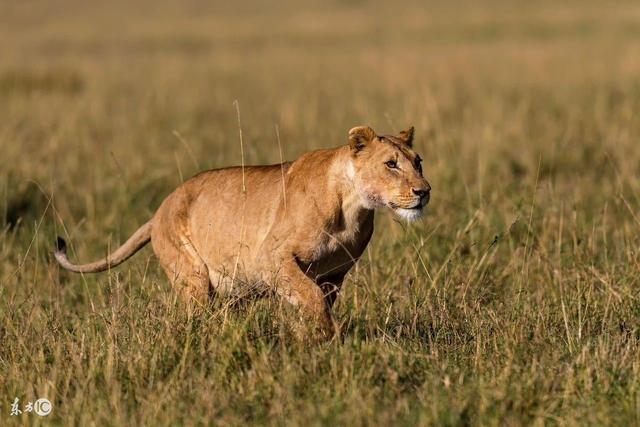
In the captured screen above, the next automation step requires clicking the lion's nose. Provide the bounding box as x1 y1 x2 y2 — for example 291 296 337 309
412 187 430 199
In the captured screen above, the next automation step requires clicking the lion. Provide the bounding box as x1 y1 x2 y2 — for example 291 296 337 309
54 125 431 339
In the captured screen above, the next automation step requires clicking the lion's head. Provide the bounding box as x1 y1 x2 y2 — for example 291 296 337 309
348 125 431 221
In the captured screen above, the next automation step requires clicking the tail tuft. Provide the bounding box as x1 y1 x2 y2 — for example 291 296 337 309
55 236 67 254
53 220 151 274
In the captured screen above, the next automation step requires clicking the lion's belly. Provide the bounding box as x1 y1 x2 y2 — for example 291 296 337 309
195 223 277 296
185 165 288 293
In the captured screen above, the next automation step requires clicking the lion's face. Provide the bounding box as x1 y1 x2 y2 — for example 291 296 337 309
348 126 431 221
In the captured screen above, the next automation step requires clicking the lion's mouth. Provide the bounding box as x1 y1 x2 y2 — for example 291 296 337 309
388 201 423 211
388 201 425 222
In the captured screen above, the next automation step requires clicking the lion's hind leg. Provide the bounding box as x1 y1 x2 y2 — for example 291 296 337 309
152 231 212 307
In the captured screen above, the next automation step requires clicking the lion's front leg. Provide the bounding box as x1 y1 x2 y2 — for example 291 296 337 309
318 272 347 309
274 257 338 341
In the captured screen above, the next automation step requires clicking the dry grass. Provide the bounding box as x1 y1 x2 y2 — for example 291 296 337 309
1 0 640 425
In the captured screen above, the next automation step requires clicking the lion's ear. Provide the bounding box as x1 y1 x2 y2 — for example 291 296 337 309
348 126 377 151
397 126 415 147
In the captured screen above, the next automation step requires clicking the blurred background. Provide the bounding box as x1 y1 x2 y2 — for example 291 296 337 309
2 1 640 424
2 0 639 226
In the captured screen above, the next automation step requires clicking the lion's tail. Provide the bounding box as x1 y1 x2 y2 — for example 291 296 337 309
54 220 153 273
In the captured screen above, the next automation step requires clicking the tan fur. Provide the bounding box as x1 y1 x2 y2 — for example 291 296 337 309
55 126 431 339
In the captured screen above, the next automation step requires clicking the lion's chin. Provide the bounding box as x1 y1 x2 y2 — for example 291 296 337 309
393 207 425 222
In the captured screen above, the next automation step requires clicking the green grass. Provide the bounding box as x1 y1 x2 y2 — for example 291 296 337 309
1 0 640 425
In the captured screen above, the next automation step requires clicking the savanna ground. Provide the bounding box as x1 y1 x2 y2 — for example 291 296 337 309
1 0 640 425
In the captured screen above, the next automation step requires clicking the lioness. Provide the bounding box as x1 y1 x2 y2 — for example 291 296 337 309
55 125 431 338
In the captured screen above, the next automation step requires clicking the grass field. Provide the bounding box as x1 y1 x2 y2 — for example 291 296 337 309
2 0 640 425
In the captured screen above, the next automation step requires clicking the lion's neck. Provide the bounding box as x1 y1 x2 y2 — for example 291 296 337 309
330 147 375 235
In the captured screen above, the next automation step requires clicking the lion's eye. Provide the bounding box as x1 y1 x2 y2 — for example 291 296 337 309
415 156 423 173
385 160 398 169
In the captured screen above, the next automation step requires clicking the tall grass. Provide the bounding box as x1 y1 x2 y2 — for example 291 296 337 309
1 0 639 425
